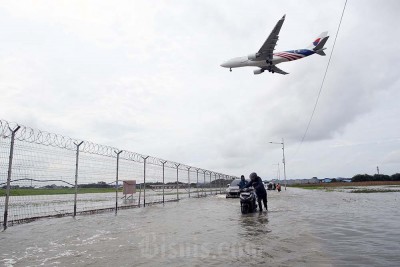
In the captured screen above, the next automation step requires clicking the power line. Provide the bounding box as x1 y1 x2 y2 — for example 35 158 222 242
294 0 348 156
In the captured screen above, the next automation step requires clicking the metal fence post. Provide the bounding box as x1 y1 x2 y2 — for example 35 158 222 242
209 172 212 195
73 141 84 217
223 175 226 192
214 172 217 194
114 150 123 214
186 167 191 198
219 174 221 194
175 164 180 200
203 170 206 196
2 125 20 230
142 156 149 207
160 160 167 204
216 173 219 194
138 184 141 207
196 168 200 198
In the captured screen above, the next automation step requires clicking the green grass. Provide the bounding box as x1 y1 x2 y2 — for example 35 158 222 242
291 184 400 193
0 188 122 196
0 188 220 196
289 185 326 190
350 189 400 193
0 187 223 197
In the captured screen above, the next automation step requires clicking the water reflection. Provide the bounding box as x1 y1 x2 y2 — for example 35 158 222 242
240 212 270 237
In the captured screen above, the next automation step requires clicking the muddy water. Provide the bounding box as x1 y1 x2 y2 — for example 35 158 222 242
1 188 399 266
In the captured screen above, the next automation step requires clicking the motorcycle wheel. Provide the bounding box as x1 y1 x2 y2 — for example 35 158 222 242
253 203 257 212
241 203 249 214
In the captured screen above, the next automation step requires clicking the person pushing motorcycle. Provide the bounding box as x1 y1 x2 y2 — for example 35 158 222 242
244 172 268 211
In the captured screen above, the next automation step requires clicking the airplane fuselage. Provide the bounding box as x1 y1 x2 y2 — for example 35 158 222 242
220 49 315 70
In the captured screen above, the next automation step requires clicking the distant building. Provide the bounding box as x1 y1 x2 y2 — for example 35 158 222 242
336 177 352 183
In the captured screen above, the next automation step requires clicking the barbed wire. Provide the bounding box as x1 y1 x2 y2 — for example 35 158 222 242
0 178 75 187
0 119 237 178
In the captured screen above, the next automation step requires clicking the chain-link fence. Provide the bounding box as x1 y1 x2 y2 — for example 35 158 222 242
0 119 236 229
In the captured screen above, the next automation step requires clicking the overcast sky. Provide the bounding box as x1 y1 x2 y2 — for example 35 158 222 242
1 0 399 179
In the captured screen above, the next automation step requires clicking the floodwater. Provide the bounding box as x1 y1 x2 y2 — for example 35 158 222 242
0 188 211 223
1 187 399 266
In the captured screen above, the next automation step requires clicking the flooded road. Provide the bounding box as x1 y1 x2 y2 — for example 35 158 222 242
1 188 399 266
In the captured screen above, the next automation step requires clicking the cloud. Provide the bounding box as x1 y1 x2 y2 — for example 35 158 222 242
383 150 400 165
1 0 400 178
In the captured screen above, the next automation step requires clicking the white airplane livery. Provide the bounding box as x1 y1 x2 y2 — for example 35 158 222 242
220 15 329 75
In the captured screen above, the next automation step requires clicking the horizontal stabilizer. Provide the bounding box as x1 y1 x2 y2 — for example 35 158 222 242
315 49 326 56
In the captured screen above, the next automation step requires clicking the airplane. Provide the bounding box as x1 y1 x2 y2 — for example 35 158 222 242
220 15 329 75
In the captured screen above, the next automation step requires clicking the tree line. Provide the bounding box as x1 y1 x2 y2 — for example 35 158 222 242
352 173 400 182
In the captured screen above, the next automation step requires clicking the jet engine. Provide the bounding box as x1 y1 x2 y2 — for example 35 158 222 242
253 68 264 75
248 53 261 60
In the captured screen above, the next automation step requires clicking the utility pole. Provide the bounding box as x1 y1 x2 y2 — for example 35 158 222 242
269 138 287 190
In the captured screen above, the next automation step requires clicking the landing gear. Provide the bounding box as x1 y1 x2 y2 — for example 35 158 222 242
229 68 232 72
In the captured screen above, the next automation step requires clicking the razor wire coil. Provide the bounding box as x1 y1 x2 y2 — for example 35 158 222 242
1 119 235 177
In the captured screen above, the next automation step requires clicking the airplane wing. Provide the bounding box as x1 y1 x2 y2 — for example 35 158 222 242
257 15 286 61
264 65 289 75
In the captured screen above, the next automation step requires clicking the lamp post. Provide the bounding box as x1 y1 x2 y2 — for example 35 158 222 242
269 138 287 190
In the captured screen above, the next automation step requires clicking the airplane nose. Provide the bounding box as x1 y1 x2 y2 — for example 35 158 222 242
220 61 228 68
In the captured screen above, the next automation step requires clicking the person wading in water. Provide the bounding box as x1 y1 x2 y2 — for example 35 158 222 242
244 172 268 211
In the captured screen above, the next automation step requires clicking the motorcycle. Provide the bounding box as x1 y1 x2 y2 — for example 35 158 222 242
239 188 257 214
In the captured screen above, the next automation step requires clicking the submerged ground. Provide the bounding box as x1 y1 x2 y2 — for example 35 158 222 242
1 187 399 266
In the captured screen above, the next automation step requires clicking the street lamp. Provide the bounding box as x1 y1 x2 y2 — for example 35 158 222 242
269 138 287 190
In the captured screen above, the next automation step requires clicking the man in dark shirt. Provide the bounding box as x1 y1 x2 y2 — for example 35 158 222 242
238 175 248 189
244 172 268 211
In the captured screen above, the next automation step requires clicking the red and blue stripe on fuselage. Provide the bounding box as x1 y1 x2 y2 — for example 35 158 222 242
274 49 314 62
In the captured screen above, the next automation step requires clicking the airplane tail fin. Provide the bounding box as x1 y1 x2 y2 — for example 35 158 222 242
307 31 329 55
